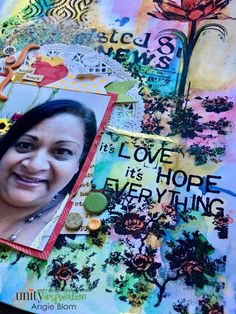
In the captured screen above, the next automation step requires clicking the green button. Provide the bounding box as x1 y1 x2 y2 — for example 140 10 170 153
84 192 108 214
65 212 83 231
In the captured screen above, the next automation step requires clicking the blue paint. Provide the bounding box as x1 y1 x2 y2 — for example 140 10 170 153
199 177 236 197
115 17 129 27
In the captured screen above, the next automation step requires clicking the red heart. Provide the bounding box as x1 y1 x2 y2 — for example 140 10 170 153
32 61 68 87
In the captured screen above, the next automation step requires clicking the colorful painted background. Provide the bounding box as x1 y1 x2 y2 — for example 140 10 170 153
0 1 236 313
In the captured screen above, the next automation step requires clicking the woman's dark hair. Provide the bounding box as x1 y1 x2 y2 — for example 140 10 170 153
0 99 97 195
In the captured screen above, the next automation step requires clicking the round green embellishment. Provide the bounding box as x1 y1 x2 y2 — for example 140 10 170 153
84 192 108 214
65 212 83 231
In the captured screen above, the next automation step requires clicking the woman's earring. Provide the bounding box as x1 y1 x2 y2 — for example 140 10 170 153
52 193 59 201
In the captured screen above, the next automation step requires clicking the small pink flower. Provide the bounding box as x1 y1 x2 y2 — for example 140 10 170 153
143 113 152 123
181 261 203 275
144 120 156 131
11 112 23 121
131 254 153 271
207 302 223 314
144 102 153 110
55 265 74 281
213 215 233 227
162 204 176 215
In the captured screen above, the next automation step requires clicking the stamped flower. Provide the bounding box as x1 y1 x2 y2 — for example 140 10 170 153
55 264 75 281
143 113 152 123
181 261 203 275
213 214 233 239
125 253 161 277
142 112 164 133
80 266 94 280
144 101 153 110
213 215 233 228
200 299 224 314
162 204 176 216
113 213 146 238
128 254 153 271
48 259 79 290
143 120 157 131
208 308 223 314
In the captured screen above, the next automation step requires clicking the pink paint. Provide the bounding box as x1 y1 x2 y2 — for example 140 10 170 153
109 225 122 241
111 0 143 18
32 61 68 87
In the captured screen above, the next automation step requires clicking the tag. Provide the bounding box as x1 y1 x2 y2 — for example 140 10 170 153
23 73 44 82
17 66 36 74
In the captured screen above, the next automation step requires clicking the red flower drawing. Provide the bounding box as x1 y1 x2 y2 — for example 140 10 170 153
148 0 230 22
181 260 203 275
55 264 75 281
48 259 79 290
199 298 224 314
113 213 146 238
162 204 176 215
130 254 154 271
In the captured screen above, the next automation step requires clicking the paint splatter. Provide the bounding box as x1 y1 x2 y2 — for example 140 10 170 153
115 16 129 26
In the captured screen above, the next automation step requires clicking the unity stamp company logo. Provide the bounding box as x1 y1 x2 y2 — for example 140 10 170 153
15 288 86 311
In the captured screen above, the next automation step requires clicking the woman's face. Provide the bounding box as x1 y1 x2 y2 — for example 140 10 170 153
0 113 84 210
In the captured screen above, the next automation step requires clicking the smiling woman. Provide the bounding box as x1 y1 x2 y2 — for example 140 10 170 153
0 99 97 248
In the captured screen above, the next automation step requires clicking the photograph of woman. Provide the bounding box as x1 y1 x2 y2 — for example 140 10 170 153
0 99 97 250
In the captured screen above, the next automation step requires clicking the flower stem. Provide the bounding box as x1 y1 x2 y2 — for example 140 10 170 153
176 20 197 111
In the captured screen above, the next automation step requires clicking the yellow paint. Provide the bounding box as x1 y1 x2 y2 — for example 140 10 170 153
77 74 100 80
130 307 142 314
40 55 65 66
189 20 236 91
0 0 28 23
135 0 155 34
146 233 162 249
